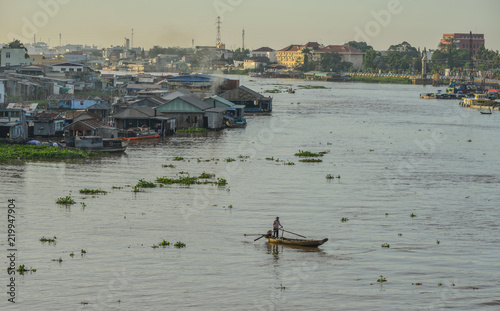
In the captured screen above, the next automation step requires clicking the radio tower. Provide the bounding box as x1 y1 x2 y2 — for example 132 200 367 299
242 28 245 50
216 16 222 49
131 28 134 48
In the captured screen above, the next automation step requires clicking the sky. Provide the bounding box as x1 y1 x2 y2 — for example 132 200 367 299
1 0 499 51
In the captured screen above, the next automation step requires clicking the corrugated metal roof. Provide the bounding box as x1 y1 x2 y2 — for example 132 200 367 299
64 118 106 130
166 74 226 83
220 86 268 101
6 103 38 113
113 106 156 119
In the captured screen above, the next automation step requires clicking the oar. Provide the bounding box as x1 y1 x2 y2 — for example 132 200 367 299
244 234 265 236
254 235 266 241
280 229 307 238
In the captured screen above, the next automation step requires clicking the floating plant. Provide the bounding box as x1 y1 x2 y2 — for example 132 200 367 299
40 236 57 243
410 213 417 218
381 243 390 248
162 164 175 168
294 150 328 157
79 188 107 195
341 217 349 222
299 158 323 163
174 241 186 248
377 275 387 283
173 156 184 161
56 196 75 205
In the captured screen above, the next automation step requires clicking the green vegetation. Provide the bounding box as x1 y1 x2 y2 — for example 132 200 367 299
135 179 156 188
381 243 390 248
173 156 184 161
264 89 282 93
81 249 87 255
198 172 215 179
297 85 327 89
351 75 411 84
410 213 417 218
294 150 328 157
174 241 186 248
326 174 341 179
299 158 323 163
52 257 63 263
0 144 97 163
226 157 236 162
17 264 36 274
341 217 349 222
176 128 209 133
162 164 176 168
79 188 107 195
283 161 295 166
156 175 199 185
217 178 227 186
40 236 57 243
377 275 387 283
56 196 76 205
70 252 75 257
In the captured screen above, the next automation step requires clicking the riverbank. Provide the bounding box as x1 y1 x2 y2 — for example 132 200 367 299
350 75 412 84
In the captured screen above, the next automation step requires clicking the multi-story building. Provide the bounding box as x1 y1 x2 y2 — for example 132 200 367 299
311 45 365 69
276 42 321 68
1 48 34 67
250 47 277 63
440 33 485 56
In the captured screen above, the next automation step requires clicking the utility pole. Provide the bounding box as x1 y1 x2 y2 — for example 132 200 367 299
59 33 61 47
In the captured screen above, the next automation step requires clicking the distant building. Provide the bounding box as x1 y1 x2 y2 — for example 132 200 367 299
276 42 322 68
250 47 277 63
440 33 485 56
1 48 33 67
312 45 365 69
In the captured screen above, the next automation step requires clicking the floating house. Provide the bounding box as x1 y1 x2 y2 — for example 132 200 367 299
204 96 246 127
33 112 65 137
0 109 28 141
220 85 272 113
112 106 175 136
155 94 228 130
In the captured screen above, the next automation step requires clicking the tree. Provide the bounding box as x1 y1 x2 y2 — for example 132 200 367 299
344 41 373 52
149 46 169 58
232 48 250 61
363 49 377 71
386 41 420 73
295 48 317 72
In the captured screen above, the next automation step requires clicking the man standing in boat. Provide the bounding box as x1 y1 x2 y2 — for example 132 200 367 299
273 217 283 238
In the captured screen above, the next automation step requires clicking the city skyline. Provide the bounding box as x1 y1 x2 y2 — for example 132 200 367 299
1 0 499 52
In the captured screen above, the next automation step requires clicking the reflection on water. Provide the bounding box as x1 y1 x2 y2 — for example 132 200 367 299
1 80 499 310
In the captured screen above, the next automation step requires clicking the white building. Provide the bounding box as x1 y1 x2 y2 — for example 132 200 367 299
1 48 33 67
250 47 277 63
312 45 365 70
51 62 86 73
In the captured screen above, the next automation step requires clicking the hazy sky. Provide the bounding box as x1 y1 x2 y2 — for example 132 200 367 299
1 0 499 51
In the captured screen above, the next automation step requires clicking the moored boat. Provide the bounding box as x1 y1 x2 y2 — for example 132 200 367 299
63 136 128 153
118 128 160 140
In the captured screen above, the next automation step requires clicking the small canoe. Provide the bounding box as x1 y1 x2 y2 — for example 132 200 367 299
266 236 328 247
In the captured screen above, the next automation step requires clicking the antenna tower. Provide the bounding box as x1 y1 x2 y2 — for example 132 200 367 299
242 28 245 50
131 28 134 48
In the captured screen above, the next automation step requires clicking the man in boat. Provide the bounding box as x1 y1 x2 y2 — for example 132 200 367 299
273 217 283 238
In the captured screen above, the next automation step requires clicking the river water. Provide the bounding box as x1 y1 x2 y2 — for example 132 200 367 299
1 78 499 310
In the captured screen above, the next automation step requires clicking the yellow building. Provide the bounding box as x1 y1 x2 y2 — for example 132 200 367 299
276 42 321 68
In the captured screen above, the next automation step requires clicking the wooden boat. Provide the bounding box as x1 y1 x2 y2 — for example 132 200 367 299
480 110 492 115
266 236 328 247
118 128 159 140
64 136 128 153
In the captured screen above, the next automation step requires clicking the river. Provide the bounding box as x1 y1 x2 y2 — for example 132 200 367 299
1 78 499 310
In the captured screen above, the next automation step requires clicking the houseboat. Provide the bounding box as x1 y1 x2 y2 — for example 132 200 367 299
64 136 128 153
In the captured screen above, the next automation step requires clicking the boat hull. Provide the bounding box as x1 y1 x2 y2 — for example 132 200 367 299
266 237 328 247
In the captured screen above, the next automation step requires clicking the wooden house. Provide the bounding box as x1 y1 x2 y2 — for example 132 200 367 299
155 94 214 129
0 109 28 141
219 85 272 113
33 112 65 137
112 106 175 135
